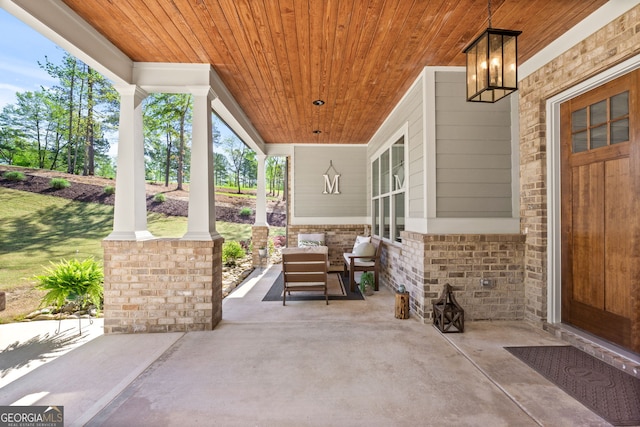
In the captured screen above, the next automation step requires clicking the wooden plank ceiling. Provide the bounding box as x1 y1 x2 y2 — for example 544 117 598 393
61 0 607 145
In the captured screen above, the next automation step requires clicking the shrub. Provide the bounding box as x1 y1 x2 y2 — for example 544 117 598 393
272 235 286 248
239 240 251 253
104 185 115 195
359 271 375 295
239 207 252 217
3 171 25 181
222 241 246 266
34 258 104 311
153 193 166 202
50 177 70 190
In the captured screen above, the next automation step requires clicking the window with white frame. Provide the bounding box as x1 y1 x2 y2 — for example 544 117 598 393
372 136 405 242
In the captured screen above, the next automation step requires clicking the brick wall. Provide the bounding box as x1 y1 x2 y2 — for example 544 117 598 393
286 155 371 269
251 225 269 266
102 237 223 334
394 232 525 323
287 224 371 270
518 4 640 327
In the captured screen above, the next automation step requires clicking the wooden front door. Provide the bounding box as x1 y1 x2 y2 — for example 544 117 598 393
560 70 640 354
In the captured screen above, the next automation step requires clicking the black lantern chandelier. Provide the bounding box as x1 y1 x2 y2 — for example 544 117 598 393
464 0 521 103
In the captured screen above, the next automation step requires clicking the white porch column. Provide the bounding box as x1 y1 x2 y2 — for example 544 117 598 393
183 87 220 240
107 85 152 240
255 154 269 227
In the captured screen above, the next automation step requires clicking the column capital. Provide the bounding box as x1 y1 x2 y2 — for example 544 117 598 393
113 84 148 105
188 85 217 100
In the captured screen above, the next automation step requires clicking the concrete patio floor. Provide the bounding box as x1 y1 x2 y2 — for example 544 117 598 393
0 264 622 426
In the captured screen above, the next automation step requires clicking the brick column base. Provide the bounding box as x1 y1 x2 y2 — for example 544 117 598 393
251 225 270 267
102 237 224 334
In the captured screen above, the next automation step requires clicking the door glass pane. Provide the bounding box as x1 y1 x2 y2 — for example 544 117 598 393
611 118 629 145
590 125 607 149
393 192 404 242
392 137 405 191
572 108 587 131
382 196 390 240
610 92 629 119
590 100 607 126
372 159 379 197
380 150 390 194
572 131 588 153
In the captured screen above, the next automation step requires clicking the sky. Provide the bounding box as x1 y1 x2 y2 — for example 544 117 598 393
0 8 235 156
0 9 66 108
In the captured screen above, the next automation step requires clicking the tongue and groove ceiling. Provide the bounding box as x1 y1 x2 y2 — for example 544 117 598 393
61 0 607 144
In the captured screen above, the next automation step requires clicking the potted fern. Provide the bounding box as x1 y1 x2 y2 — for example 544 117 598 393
34 258 104 314
359 271 375 296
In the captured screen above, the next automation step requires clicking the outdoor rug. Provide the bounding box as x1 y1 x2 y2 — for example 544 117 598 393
505 345 640 426
262 272 364 302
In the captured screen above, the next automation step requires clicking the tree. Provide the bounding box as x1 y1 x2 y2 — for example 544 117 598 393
143 93 192 188
222 135 250 194
266 156 285 197
0 104 29 165
214 152 230 186
13 91 49 168
39 53 117 175
241 150 257 188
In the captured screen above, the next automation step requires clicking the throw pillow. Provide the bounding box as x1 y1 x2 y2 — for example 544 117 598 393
299 240 323 247
298 233 325 247
352 235 371 252
353 242 376 261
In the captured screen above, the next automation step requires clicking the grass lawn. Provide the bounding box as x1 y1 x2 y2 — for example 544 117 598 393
0 187 283 322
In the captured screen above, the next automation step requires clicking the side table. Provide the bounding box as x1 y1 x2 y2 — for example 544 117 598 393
395 292 410 319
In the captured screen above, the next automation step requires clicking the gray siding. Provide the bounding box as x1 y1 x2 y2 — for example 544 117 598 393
435 71 512 218
293 145 367 217
368 75 424 218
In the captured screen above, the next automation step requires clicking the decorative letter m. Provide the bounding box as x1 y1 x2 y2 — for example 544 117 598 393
323 174 341 194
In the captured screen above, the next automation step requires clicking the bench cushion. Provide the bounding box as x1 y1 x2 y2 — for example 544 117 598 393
343 252 376 267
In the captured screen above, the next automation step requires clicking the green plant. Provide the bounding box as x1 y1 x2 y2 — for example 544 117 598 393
359 271 375 296
50 177 70 189
222 241 246 266
3 171 26 181
34 258 104 311
153 193 166 202
104 185 115 195
239 207 252 217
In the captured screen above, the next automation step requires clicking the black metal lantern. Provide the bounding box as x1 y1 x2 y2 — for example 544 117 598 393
464 1 521 103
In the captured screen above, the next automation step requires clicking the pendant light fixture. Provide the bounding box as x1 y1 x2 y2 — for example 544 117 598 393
464 0 521 103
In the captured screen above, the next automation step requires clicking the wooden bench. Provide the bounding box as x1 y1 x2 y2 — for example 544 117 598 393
343 239 381 292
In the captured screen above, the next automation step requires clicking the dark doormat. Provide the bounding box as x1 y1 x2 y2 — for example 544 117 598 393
262 272 364 302
505 345 640 426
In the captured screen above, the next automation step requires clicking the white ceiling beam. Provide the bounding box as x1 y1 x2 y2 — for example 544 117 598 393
1 0 132 84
